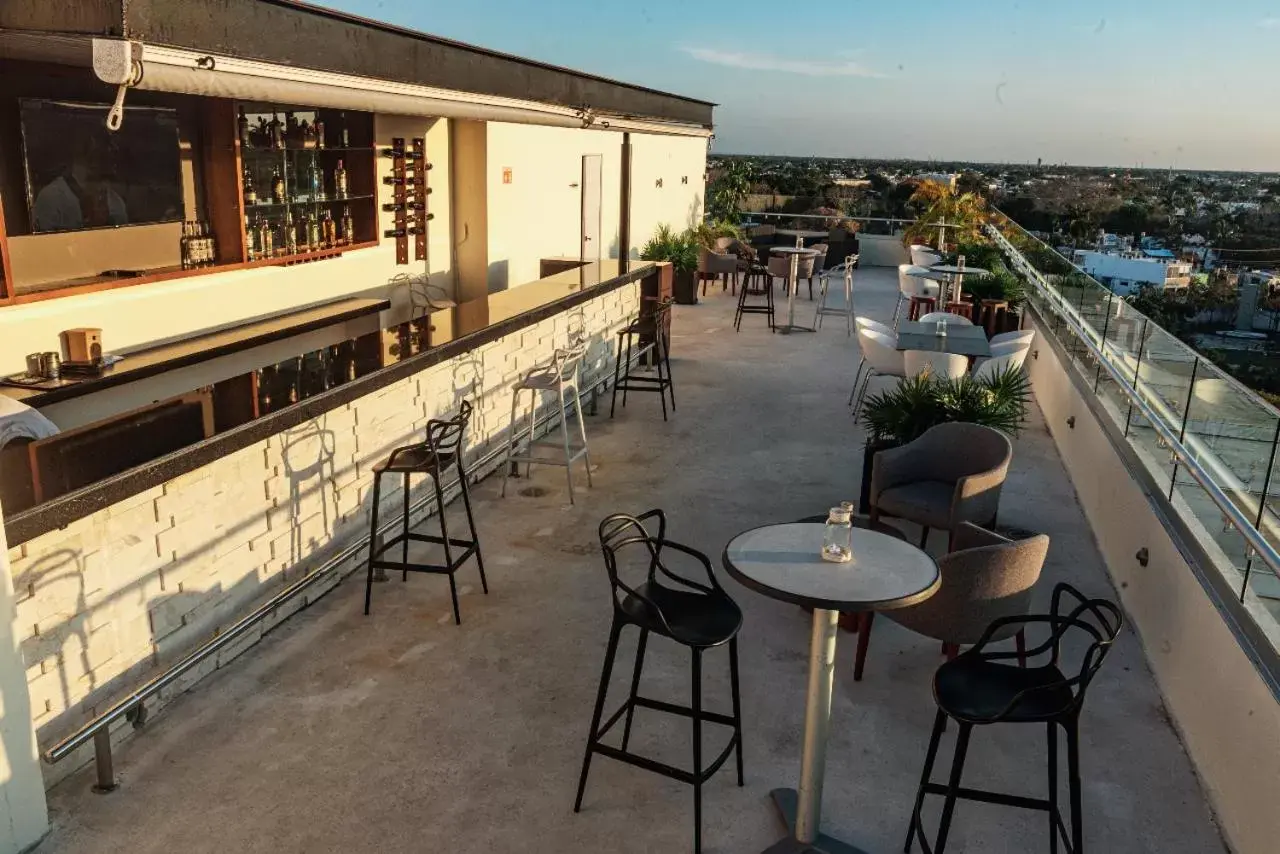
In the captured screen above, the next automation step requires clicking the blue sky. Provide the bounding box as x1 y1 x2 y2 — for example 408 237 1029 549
318 0 1280 171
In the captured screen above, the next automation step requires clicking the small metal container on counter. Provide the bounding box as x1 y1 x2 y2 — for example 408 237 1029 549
41 352 61 380
25 353 45 378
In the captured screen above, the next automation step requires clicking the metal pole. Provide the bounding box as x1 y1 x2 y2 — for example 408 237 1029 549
91 730 117 793
1094 291 1114 393
1169 358 1200 500
795 607 840 843
1124 319 1151 438
1242 419 1280 602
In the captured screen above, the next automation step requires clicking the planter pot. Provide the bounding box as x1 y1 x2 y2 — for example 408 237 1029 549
999 308 1023 335
672 269 698 305
858 438 901 512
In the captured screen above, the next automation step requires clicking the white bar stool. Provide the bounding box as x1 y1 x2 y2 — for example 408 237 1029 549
501 340 593 504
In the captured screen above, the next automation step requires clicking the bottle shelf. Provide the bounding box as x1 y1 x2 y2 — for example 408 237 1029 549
245 194 374 211
241 146 373 155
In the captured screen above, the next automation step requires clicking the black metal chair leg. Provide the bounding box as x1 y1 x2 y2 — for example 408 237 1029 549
691 647 703 854
622 335 632 408
401 472 411 582
934 722 973 854
663 335 676 412
655 340 669 422
905 708 947 854
1066 717 1083 854
433 473 461 624
729 638 744 786
457 464 489 594
363 473 383 615
610 335 624 418
919 526 930 550
621 628 649 751
1048 721 1059 854
575 620 622 813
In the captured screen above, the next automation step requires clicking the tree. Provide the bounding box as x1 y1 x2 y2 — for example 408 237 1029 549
706 160 752 223
902 181 988 248
955 170 988 197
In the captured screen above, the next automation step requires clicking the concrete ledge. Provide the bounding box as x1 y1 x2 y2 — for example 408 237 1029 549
1026 311 1276 854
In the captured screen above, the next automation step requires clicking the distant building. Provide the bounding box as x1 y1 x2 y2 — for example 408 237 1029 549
1072 249 1193 295
914 172 958 191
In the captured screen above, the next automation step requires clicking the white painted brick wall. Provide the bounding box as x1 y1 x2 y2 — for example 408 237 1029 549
6 280 640 787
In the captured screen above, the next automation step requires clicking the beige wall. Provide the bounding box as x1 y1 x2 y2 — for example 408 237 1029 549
0 499 48 853
628 133 707 255
8 278 641 790
485 123 622 291
0 115 454 376
1026 314 1280 854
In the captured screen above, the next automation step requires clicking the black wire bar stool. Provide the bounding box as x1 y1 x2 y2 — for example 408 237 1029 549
611 299 676 421
905 582 1122 854
574 510 744 854
362 400 488 625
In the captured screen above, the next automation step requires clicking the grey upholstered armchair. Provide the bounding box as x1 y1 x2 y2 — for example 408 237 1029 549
869 422 1013 550
851 522 1049 680
806 243 828 299
698 245 739 296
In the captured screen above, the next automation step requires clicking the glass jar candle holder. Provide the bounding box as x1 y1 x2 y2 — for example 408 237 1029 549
822 506 853 563
935 320 947 338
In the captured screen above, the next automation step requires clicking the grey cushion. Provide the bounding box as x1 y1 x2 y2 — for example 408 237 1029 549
875 481 954 529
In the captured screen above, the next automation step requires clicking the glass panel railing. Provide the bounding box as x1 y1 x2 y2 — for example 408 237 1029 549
987 216 1280 672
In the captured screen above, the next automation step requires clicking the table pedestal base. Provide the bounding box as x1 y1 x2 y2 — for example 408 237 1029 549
775 325 815 335
761 789 868 854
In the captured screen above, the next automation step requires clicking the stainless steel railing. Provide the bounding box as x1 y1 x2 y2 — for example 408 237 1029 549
987 222 1280 693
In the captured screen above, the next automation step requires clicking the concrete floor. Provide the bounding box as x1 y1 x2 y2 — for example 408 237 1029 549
40 268 1226 854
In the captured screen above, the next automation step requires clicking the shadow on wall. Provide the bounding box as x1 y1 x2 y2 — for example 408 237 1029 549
487 260 509 295
14 294 635 782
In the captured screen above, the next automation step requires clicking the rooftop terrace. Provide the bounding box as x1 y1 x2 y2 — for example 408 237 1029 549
37 267 1226 854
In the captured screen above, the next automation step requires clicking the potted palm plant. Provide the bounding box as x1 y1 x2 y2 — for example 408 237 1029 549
641 224 699 304
856 367 1031 509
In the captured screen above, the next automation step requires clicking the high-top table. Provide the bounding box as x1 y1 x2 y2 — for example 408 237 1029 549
770 246 820 335
723 522 940 853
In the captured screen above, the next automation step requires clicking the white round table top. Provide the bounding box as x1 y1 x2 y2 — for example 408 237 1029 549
723 523 939 612
928 264 991 275
770 246 821 256
776 229 827 238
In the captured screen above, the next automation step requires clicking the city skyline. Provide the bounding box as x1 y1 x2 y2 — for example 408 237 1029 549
323 0 1280 172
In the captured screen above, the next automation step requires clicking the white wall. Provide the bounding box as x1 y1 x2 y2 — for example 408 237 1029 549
629 133 707 254
1026 314 1280 854
1073 251 1174 293
0 115 453 376
485 124 622 292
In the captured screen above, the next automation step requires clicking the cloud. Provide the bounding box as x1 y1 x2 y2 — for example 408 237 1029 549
680 46 883 78
1262 17 1280 28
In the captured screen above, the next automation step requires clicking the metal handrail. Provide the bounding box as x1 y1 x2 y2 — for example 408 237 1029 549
986 223 1280 583
739 211 916 227
42 355 632 790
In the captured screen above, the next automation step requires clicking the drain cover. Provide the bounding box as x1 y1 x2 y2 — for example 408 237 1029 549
519 486 550 498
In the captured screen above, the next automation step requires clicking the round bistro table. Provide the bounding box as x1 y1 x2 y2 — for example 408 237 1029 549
723 522 940 854
769 247 821 335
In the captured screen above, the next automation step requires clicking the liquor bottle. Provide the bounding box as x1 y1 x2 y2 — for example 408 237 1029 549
271 168 285 204
341 205 354 245
269 111 284 149
242 165 257 206
258 217 274 258
284 208 298 255
322 210 337 248
203 223 217 265
246 215 258 261
307 212 320 252
309 159 323 201
382 226 424 239
314 117 325 150
338 111 350 147
285 112 299 147
180 221 191 269
237 107 251 150
334 160 348 198
382 175 407 187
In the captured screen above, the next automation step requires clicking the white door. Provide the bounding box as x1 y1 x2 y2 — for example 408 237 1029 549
581 154 602 264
